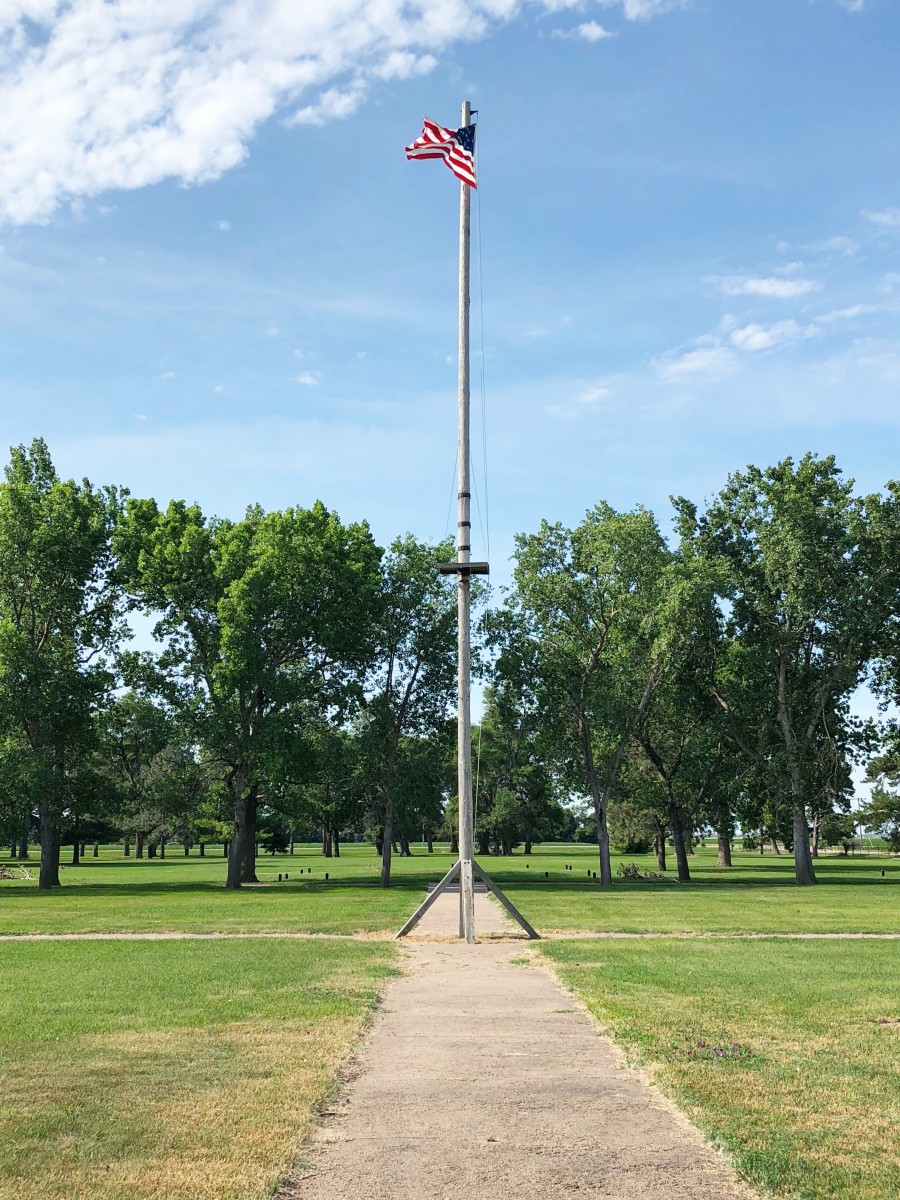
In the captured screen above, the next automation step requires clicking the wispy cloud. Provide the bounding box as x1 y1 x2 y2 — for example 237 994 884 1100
295 371 320 386
712 275 820 299
656 345 738 381
729 320 808 352
599 0 685 17
862 207 900 228
553 21 616 41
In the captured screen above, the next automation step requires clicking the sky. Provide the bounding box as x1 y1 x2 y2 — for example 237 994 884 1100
2 0 899 577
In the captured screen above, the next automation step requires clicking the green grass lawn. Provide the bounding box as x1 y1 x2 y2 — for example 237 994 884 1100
2 842 898 935
542 938 900 1200
0 937 396 1200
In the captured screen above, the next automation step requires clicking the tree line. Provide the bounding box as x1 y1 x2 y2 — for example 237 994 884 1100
1 439 899 892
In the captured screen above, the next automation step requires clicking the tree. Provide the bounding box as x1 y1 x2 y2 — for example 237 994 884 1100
631 542 725 882
117 498 381 888
474 689 562 856
500 506 673 885
863 750 900 854
98 692 172 857
688 456 890 885
0 439 123 888
365 535 458 888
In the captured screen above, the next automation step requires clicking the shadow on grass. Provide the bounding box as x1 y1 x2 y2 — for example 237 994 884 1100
2 857 897 902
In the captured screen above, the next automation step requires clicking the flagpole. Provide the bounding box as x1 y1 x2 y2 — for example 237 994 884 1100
457 99 475 944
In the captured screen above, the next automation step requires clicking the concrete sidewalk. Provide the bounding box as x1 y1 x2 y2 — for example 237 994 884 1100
282 899 758 1200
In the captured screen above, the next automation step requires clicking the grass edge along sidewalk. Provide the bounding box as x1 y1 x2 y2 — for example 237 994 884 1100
0 937 397 1200
542 936 900 1200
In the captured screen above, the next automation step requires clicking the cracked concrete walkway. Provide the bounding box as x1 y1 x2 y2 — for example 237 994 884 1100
282 893 759 1200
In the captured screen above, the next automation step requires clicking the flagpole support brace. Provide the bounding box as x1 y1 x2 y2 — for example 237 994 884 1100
395 859 540 941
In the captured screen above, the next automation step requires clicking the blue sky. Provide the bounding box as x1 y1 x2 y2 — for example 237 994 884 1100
1 0 898 591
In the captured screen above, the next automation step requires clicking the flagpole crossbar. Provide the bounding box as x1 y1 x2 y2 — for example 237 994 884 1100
435 561 490 576
395 859 541 941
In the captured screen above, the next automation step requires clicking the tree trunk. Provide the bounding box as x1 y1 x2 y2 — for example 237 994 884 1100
380 739 398 887
716 827 732 868
92 842 99 858
123 839 130 857
223 840 229 856
400 834 411 857
323 827 333 857
375 829 384 856
449 828 459 854
71 839 80 866
183 842 190 856
811 811 821 858
655 831 667 872
227 781 258 888
477 829 490 856
793 800 816 885
289 834 295 855
759 826 764 855
580 715 613 887
18 813 30 859
198 842 205 857
136 833 145 859
148 843 157 858
333 828 340 857
427 835 434 853
38 798 60 889
770 836 781 855
776 652 815 885
524 837 533 855
668 800 691 882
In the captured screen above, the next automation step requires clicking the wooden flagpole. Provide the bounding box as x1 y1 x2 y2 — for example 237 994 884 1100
395 104 538 943
456 99 476 944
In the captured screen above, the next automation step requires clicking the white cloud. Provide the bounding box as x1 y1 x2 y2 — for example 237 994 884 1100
729 320 806 352
295 371 319 386
265 326 279 338
217 219 231 231
656 346 738 380
862 207 900 228
553 21 616 41
838 0 864 11
0 1 679 225
814 235 859 256
579 385 612 404
160 370 175 379
713 275 820 299
598 0 683 17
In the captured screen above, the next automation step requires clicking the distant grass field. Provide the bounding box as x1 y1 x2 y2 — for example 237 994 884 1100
1 842 898 936
543 938 900 1200
0 938 396 1200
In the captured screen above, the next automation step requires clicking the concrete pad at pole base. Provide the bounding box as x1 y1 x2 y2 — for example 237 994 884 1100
408 886 522 939
281 942 761 1200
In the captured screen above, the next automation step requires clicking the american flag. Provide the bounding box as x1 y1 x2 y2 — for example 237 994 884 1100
405 118 477 188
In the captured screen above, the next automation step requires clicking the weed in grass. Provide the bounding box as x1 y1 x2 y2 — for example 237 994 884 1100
666 1032 758 1063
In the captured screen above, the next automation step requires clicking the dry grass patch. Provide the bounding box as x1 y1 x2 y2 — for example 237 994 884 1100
0 939 395 1200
